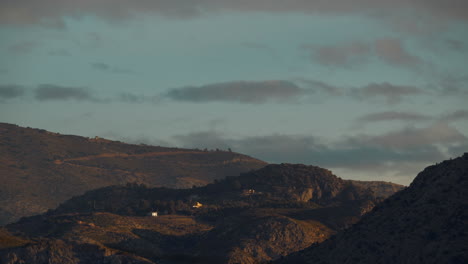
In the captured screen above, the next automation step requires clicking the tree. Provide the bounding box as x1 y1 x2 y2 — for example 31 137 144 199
139 199 151 211
231 180 242 190
168 200 176 214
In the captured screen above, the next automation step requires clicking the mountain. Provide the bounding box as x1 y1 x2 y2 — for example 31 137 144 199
346 180 405 199
0 163 403 263
51 164 384 224
276 154 468 264
0 122 266 225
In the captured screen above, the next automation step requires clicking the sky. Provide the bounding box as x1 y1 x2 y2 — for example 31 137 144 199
1 1 467 185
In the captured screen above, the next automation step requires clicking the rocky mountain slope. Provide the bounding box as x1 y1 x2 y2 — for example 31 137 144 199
276 153 468 264
0 122 266 225
0 163 403 264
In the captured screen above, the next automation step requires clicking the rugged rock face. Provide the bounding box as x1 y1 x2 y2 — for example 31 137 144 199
194 212 333 263
224 164 380 204
0 122 266 225
277 154 468 264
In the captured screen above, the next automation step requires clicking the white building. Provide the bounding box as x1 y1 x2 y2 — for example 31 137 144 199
149 212 158 217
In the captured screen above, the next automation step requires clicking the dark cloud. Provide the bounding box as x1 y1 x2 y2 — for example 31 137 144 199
172 122 465 174
367 122 466 149
165 80 312 103
305 38 422 69
1 1 467 27
374 38 422 67
34 84 94 101
174 131 231 150
91 62 134 74
163 79 426 104
445 39 467 52
8 41 38 54
441 110 468 122
448 142 468 157
119 93 146 103
437 75 468 97
0 84 25 99
351 82 426 104
357 111 431 123
297 79 343 96
307 42 371 67
91 62 110 71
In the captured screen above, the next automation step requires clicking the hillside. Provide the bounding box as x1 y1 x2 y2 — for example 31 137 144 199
276 154 468 264
0 163 403 263
0 122 266 225
52 164 384 222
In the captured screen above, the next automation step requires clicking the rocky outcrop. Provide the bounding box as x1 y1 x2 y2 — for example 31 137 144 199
194 213 333 263
277 154 468 264
230 164 378 204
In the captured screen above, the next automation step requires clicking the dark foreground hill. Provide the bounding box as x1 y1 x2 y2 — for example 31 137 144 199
0 163 403 264
0 123 267 225
276 154 468 264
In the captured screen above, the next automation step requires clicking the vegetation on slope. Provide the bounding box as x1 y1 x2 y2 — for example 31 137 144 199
0 122 266 224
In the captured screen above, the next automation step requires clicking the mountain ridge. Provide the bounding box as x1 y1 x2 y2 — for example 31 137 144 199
0 122 266 225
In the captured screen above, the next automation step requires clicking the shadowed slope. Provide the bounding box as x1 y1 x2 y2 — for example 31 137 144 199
277 154 468 264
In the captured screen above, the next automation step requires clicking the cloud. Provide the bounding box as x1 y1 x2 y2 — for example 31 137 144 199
441 110 468 122
118 93 146 103
34 84 94 101
374 38 422 67
171 122 466 182
437 74 468 98
297 79 343 96
8 41 38 54
1 1 467 27
357 111 431 123
367 122 466 149
351 82 426 104
0 84 25 99
164 80 312 103
307 42 371 67
174 131 231 150
162 79 426 104
91 62 110 71
448 142 468 157
445 39 467 52
91 62 134 74
305 38 423 69
356 110 468 126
